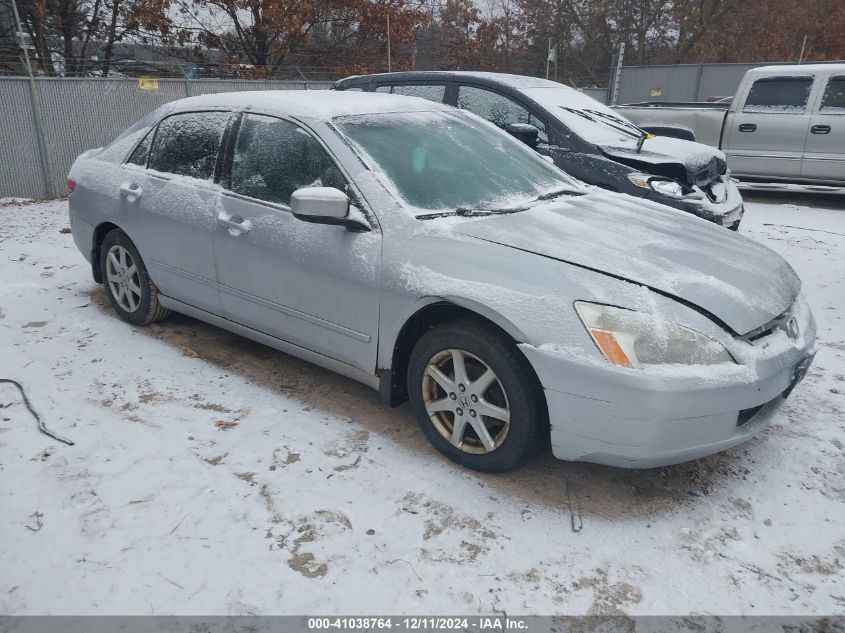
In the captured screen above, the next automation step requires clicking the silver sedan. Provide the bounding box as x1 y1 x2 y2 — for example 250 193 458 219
67 91 816 472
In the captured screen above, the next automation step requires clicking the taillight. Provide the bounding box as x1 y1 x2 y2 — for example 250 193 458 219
66 178 76 193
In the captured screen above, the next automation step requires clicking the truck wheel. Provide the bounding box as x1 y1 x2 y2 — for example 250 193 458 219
100 229 170 325
407 318 546 472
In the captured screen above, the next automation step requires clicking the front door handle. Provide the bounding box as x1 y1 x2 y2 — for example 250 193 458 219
119 181 142 201
811 124 831 134
217 210 252 236
738 123 756 132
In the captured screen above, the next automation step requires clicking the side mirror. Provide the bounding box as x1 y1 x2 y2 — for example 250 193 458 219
290 187 370 231
506 123 540 149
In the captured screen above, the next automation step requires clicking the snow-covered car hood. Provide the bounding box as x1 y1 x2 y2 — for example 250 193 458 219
452 190 799 335
601 136 727 188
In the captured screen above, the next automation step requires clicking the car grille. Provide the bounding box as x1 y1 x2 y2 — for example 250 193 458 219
742 306 793 342
691 156 727 188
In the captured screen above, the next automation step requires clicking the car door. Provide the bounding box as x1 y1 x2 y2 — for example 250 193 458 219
723 75 815 178
117 111 229 313
801 74 845 183
212 113 381 372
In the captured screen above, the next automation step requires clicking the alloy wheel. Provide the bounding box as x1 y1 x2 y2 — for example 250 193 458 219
105 244 142 313
421 348 511 454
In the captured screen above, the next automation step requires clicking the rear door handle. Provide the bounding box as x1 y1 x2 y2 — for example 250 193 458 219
217 210 252 236
738 123 756 132
811 124 831 134
119 181 142 200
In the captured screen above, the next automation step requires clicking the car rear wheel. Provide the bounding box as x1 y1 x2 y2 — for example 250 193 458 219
100 230 170 325
407 318 546 472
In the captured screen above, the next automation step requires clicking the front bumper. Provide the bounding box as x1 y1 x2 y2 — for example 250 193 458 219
519 313 816 468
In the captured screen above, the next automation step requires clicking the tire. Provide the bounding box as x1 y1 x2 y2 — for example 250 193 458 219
407 318 546 472
99 229 170 326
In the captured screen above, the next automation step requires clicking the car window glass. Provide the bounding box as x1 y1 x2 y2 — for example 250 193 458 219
375 85 391 93
336 111 572 212
126 129 153 167
388 84 446 103
457 85 547 141
820 76 845 113
230 114 346 206
148 112 228 179
743 76 813 113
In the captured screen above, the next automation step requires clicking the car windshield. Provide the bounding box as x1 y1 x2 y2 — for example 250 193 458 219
522 87 644 147
334 110 578 214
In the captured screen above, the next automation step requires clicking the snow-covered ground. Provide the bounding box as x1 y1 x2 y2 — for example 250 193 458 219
1 196 843 616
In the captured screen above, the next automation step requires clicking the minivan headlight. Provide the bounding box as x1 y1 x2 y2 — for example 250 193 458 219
627 172 684 198
574 301 734 368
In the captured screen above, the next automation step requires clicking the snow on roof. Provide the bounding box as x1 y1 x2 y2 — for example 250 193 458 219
160 90 451 120
339 70 571 91
748 63 845 75
448 72 566 89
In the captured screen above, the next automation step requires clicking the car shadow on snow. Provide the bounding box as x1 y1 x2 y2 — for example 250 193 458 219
89 286 756 520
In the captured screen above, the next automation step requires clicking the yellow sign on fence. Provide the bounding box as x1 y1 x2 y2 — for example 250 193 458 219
138 77 159 91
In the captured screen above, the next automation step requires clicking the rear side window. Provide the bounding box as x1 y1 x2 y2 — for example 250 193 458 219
380 84 446 103
457 85 547 140
820 76 845 113
743 76 813 113
148 112 229 179
126 129 153 167
229 114 346 206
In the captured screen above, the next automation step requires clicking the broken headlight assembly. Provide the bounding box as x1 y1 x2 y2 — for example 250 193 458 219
627 172 685 198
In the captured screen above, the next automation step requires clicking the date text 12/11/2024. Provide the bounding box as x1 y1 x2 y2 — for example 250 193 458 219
307 617 528 630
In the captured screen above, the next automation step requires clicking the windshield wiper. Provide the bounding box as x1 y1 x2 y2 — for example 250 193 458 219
536 188 585 201
454 205 530 217
416 202 537 221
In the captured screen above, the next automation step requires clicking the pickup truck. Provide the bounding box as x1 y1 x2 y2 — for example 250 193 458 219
616 64 845 188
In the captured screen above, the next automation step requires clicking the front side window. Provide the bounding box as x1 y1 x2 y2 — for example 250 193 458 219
457 86 547 140
820 76 845 113
229 114 346 206
335 111 575 213
743 76 814 113
148 112 229 179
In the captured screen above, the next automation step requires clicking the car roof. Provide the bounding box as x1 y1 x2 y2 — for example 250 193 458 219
747 63 845 76
337 71 568 91
157 90 452 120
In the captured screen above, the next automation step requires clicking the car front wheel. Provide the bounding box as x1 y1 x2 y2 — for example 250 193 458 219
407 318 546 472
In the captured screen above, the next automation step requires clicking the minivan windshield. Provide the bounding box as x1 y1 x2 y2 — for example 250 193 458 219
334 111 580 215
522 87 645 147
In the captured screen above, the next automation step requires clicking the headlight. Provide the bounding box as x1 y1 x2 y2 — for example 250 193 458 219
627 172 684 198
574 302 735 368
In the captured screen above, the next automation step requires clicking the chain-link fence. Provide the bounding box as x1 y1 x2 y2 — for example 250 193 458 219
0 77 333 199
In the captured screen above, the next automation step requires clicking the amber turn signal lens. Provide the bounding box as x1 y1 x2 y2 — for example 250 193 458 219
590 329 633 368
